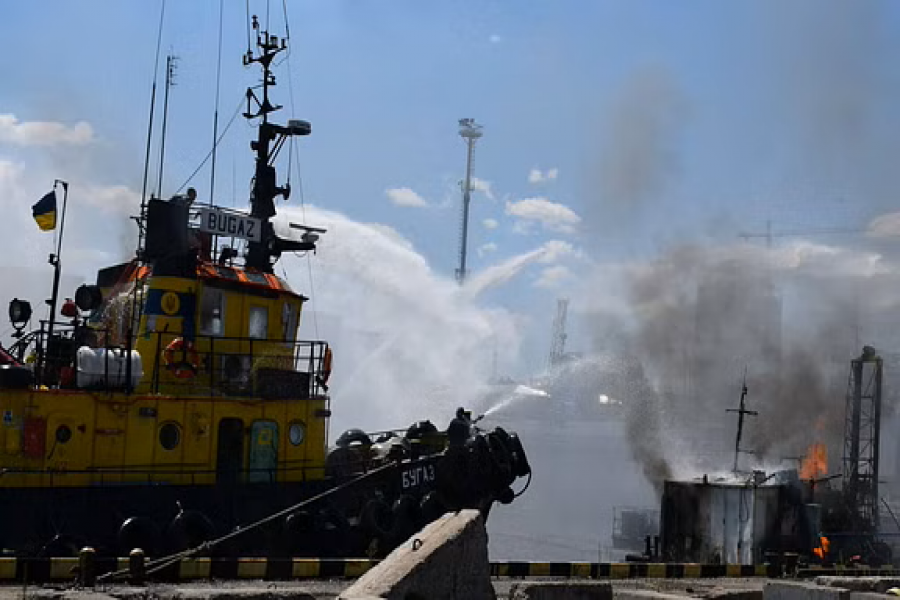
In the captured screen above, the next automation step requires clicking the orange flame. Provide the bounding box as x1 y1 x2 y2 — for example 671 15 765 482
813 536 830 559
800 443 828 480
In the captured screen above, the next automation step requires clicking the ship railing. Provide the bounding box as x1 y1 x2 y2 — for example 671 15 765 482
147 331 330 399
14 318 112 389
15 320 331 399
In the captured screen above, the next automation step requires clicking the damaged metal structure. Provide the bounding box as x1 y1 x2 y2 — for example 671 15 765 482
654 347 892 566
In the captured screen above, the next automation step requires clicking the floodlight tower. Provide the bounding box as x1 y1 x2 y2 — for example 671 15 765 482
456 118 483 285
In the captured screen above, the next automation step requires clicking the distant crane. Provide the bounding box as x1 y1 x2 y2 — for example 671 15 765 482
549 298 569 369
456 118 483 285
738 219 863 247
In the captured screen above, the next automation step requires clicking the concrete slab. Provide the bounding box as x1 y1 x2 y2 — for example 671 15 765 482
509 581 612 599
614 590 698 600
340 509 493 600
764 581 850 600
614 578 766 600
0 582 344 600
814 577 900 593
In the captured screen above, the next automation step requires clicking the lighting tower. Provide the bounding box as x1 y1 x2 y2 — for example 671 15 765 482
456 118 483 284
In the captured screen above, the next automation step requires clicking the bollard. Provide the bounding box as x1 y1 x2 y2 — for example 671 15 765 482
129 548 146 586
78 546 96 587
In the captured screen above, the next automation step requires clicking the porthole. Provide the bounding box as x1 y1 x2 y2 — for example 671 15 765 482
55 425 72 444
159 422 181 450
289 421 306 446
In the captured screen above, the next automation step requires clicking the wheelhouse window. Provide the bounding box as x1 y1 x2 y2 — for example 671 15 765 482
282 302 298 342
248 305 268 339
200 288 225 336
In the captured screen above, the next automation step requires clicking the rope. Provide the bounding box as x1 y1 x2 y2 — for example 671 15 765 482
96 461 396 583
209 0 225 205
513 470 532 498
174 97 244 195
297 176 320 340
280 6 320 340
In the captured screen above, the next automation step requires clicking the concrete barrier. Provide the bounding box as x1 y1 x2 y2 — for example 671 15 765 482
764 581 849 600
613 590 696 600
814 577 900 593
340 509 493 600
509 581 613 599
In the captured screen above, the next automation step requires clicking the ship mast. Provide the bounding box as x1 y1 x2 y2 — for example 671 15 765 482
242 15 312 273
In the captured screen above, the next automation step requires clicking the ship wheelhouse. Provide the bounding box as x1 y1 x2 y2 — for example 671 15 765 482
0 183 331 490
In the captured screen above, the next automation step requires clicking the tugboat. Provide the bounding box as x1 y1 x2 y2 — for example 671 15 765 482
0 16 530 558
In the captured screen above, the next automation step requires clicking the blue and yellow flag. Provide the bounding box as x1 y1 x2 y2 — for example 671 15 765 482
32 191 56 231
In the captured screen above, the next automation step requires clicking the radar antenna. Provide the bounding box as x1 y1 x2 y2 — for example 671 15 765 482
243 14 315 272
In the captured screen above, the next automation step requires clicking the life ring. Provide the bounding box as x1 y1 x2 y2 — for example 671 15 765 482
322 347 333 383
163 338 200 379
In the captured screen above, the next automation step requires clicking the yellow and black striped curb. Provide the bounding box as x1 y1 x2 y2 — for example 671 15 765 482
0 558 894 583
0 558 379 583
491 563 774 578
797 566 899 578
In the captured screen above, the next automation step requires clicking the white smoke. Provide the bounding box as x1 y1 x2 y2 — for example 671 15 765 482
275 206 529 435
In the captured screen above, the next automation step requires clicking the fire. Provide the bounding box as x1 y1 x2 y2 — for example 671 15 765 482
813 536 830 559
800 443 828 480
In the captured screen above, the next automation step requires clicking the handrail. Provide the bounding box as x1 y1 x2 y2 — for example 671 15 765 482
25 325 330 398
148 330 329 397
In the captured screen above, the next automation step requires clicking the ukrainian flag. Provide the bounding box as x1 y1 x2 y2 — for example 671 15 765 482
32 191 56 231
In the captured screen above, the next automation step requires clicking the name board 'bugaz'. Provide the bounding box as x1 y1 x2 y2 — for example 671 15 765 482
199 208 262 242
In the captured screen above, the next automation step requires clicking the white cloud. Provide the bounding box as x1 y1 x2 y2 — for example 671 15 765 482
527 167 559 185
483 218 498 230
505 197 581 233
385 187 427 208
470 177 494 200
81 184 141 216
512 220 535 235
867 212 900 238
489 34 502 44
535 265 572 289
0 114 94 146
478 242 498 257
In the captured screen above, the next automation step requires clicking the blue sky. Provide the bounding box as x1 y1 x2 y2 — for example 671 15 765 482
3 1 900 382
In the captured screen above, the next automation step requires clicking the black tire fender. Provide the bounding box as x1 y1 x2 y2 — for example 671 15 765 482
168 510 215 552
507 433 531 478
486 431 513 483
118 516 162 555
282 510 315 556
360 499 393 538
389 495 421 544
420 490 446 524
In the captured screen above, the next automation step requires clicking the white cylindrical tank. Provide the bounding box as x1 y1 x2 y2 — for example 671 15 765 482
76 347 143 389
